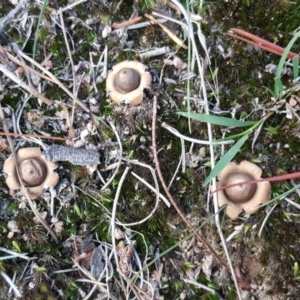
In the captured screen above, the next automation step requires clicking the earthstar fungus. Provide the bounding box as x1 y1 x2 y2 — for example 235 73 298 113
216 161 271 219
3 147 59 199
106 61 152 106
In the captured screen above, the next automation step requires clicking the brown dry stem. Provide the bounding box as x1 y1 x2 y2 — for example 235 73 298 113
0 131 66 141
111 16 143 29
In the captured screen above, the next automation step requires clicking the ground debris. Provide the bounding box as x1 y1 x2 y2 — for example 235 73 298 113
43 145 100 165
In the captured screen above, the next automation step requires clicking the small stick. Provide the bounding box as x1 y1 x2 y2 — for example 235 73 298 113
212 172 300 194
227 28 299 60
0 131 66 141
111 16 143 30
167 1 182 13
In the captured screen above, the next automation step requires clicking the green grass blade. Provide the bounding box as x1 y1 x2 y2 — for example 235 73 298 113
274 77 284 96
260 183 300 208
177 112 257 127
275 29 300 96
293 56 299 79
32 0 48 61
203 134 249 186
262 85 277 98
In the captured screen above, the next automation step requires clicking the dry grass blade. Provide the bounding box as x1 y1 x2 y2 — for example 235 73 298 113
9 43 91 113
0 271 21 298
144 14 188 49
0 63 53 106
131 171 170 207
61 0 88 12
111 167 129 296
3 48 54 83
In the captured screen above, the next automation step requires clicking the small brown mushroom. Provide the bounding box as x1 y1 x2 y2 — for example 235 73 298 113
106 61 152 106
3 147 59 199
217 161 271 219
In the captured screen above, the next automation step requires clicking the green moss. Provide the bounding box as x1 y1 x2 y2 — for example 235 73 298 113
259 211 300 297
206 0 300 113
1 90 23 109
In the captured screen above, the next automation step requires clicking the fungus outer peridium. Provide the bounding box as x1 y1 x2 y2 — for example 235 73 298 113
216 161 271 219
106 61 152 106
3 147 59 199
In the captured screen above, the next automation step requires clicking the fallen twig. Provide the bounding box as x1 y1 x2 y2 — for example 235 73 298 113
212 171 300 194
0 131 66 141
111 16 143 30
227 28 299 60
